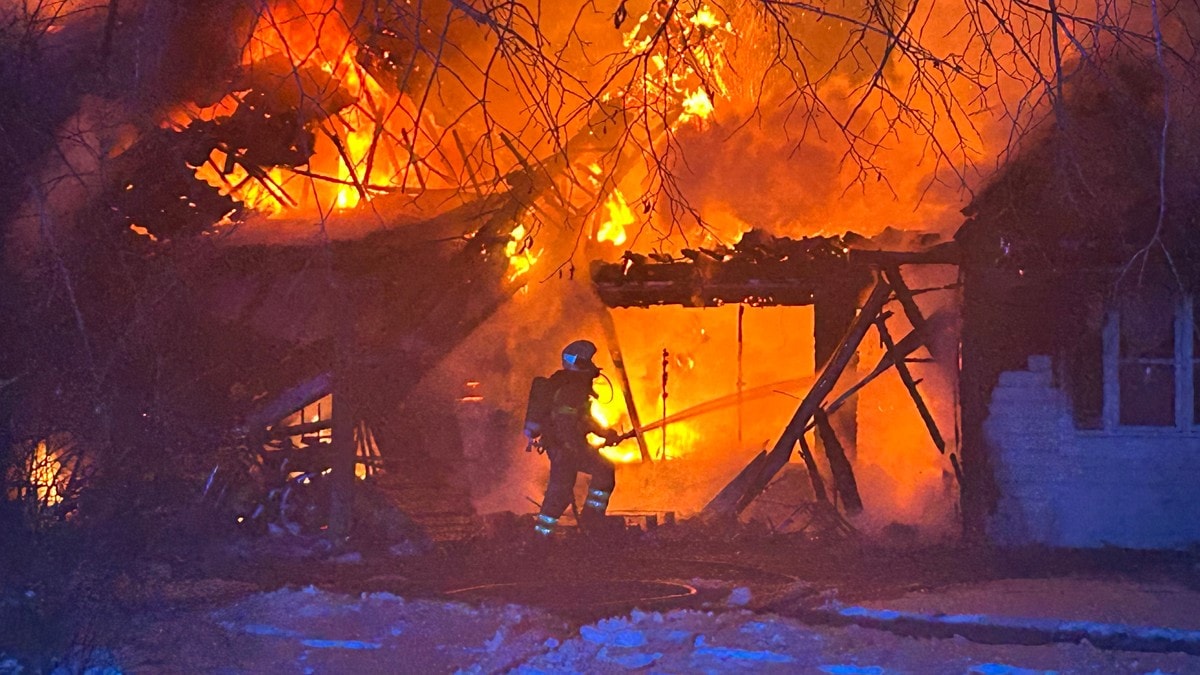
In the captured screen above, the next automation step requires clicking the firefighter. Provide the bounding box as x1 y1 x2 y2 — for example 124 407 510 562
527 339 624 538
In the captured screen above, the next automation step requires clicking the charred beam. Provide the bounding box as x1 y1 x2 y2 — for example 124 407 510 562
883 266 937 359
269 420 332 438
815 281 861 461
795 435 828 504
876 315 946 454
815 409 862 514
845 242 960 266
599 308 652 462
704 450 768 523
245 372 332 431
820 326 926 420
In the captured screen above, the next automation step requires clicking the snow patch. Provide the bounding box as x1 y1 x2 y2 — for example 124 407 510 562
580 619 647 648
299 639 382 650
694 644 795 663
968 665 1057 675
726 586 753 607
692 633 794 663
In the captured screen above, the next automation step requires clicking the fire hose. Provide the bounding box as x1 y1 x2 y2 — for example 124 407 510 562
526 375 814 454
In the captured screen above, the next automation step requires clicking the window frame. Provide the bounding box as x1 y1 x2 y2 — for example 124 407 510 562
1102 294 1196 432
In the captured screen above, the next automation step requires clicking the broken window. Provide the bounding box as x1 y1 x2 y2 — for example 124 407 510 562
1102 284 1196 429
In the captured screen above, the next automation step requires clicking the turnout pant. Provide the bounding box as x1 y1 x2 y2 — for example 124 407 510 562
537 439 616 521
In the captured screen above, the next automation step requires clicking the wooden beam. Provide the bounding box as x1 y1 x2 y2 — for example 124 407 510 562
846 242 960 266
815 409 862 514
269 420 332 438
820 325 926 420
883 266 937 359
795 435 828 505
815 284 861 462
598 308 652 462
245 372 331 430
875 316 946 453
702 450 768 519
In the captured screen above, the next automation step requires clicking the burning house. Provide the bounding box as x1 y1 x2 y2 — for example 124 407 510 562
0 0 1196 554
0 0 954 541
8 0 1200 671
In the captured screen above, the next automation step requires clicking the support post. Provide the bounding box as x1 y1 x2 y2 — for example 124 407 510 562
815 283 861 460
327 271 357 543
737 304 745 444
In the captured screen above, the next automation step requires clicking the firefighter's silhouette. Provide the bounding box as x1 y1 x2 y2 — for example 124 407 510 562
525 340 626 537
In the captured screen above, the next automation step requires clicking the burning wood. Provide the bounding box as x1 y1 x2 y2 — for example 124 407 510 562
5 433 87 529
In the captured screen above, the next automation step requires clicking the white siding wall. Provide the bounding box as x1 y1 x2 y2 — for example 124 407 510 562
986 355 1200 549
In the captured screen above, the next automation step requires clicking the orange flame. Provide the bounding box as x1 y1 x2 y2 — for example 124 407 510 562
181 0 451 217
29 439 63 507
505 222 541 282
621 4 732 130
597 190 634 246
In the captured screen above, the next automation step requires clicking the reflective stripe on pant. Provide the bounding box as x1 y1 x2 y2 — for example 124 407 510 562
534 513 558 537
584 488 611 513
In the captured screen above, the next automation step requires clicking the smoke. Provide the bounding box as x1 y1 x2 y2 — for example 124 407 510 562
848 263 962 539
668 95 973 243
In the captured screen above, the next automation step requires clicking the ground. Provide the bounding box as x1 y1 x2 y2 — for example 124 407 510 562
5 525 1200 673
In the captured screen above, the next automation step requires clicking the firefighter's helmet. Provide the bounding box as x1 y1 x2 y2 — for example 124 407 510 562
562 339 599 373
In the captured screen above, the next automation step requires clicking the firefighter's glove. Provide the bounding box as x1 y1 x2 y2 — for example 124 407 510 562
601 429 621 446
524 422 542 440
524 424 544 453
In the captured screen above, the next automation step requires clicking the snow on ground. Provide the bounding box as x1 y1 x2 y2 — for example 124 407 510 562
112 586 1200 673
513 607 1199 674
199 587 563 673
858 578 1200 631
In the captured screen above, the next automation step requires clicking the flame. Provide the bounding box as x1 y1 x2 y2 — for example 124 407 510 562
181 0 451 217
680 90 714 121
29 440 63 507
597 190 634 246
505 222 541 281
620 4 731 131
690 8 721 29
